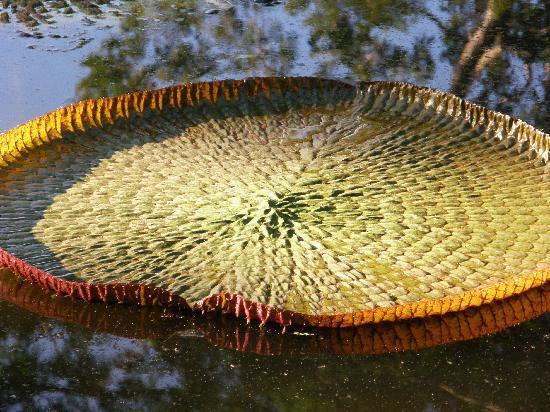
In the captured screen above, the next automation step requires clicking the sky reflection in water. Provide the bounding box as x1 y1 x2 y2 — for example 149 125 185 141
0 0 548 410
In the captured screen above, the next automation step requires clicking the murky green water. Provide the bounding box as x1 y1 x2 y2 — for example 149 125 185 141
0 1 548 410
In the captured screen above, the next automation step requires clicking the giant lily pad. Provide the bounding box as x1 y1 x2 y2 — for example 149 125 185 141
0 77 548 327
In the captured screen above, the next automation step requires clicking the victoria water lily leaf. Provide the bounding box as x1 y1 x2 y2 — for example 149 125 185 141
0 77 548 327
1 268 548 355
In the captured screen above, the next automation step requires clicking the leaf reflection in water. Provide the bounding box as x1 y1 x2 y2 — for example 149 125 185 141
0 269 547 356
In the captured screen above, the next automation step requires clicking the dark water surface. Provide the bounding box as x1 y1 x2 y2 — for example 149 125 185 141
0 1 549 410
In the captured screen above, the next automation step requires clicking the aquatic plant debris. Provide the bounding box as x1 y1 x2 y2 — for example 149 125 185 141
0 77 548 327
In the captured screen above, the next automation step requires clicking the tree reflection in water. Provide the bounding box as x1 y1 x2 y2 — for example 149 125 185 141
77 0 549 131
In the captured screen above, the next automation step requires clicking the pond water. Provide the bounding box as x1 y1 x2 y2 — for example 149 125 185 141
0 1 548 410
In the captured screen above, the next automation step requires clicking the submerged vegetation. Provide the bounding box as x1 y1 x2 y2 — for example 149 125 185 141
0 0 113 27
